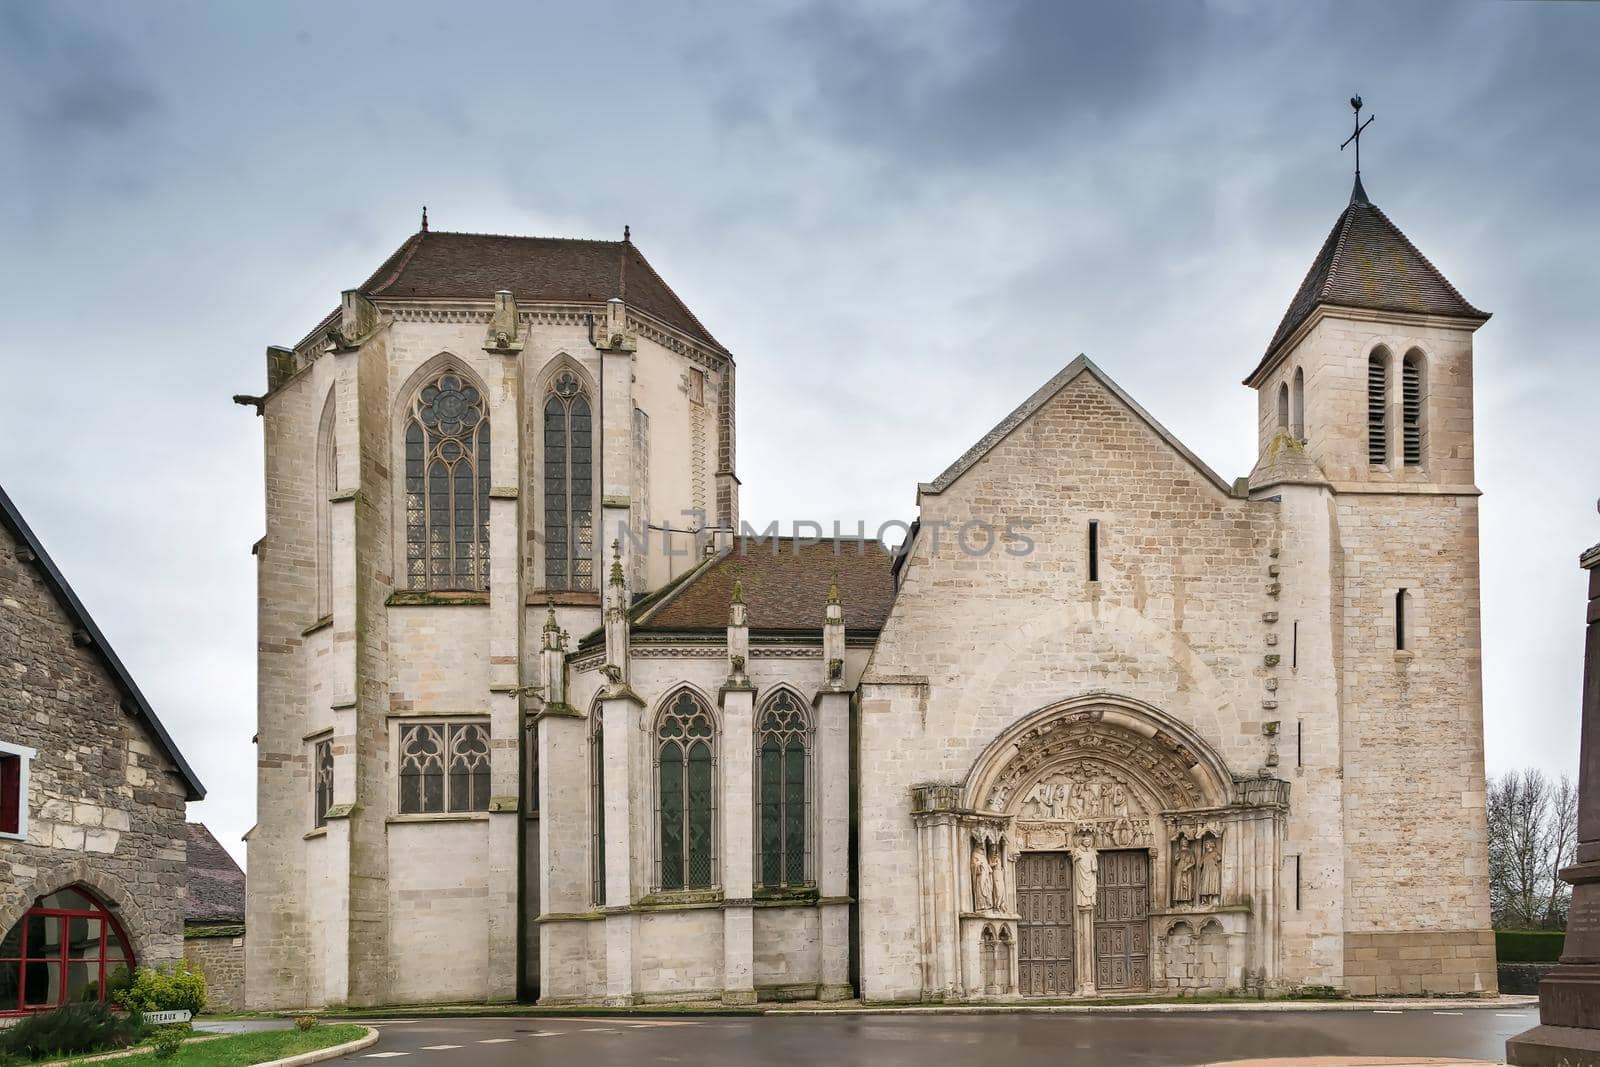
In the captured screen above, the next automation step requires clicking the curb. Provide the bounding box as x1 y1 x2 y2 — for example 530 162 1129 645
774 996 1537 1016
258 1027 380 1067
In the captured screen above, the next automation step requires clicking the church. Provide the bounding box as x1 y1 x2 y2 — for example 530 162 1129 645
243 169 1495 1007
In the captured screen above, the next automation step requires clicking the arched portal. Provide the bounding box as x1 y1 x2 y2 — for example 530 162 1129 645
0 885 135 1014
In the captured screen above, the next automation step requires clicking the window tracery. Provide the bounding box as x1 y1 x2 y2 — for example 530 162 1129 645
404 371 490 591
398 722 490 814
656 690 715 891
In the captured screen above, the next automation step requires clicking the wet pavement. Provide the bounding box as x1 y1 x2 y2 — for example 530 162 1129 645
322 1007 1534 1066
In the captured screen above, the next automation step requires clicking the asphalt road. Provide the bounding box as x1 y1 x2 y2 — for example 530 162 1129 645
330 1007 1536 1066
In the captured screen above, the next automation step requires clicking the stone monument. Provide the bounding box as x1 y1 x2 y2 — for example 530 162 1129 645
1507 530 1600 1065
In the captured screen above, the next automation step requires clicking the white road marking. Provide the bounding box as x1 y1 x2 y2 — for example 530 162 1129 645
1497 1013 1534 1018
419 1046 463 1051
1433 1011 1464 1016
1372 1009 1404 1014
580 1028 619 1033
527 1033 562 1038
364 1054 411 1059
476 1038 516 1044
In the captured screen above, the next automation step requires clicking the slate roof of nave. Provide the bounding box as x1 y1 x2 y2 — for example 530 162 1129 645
1246 177 1489 385
921 355 1236 499
0 483 205 800
185 822 246 924
353 228 727 353
627 536 898 636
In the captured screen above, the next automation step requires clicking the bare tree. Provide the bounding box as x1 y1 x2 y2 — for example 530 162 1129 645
1488 768 1575 929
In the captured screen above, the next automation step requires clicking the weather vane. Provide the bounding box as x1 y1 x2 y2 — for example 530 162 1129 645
1341 96 1375 179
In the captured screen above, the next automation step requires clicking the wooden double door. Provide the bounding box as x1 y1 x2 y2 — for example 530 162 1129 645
1015 849 1149 996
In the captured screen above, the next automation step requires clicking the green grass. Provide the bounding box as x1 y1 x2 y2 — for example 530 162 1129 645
28 1025 368 1067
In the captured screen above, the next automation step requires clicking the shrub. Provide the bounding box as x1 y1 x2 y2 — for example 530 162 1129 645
151 1029 187 1059
1497 929 1566 962
0 1001 147 1060
122 962 207 1014
294 1016 319 1032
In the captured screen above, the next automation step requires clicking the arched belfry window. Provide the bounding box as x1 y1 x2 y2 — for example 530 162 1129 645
543 371 594 591
1276 383 1289 430
315 392 336 617
757 689 812 887
1367 350 1389 466
656 690 716 891
404 370 489 591
1292 366 1306 441
1401 350 1425 467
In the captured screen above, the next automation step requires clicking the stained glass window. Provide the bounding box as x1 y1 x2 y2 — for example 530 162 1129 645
398 722 490 814
543 371 593 590
404 371 490 591
313 739 333 829
757 690 811 886
656 690 716 891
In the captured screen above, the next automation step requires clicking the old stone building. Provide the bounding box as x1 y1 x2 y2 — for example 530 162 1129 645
183 823 246 1012
245 174 1495 1008
1 485 206 1015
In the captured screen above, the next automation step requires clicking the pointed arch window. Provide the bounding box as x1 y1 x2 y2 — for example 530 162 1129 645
1276 382 1289 430
404 371 489 591
656 690 716 891
1367 350 1389 466
543 371 594 591
315 392 336 617
757 690 812 887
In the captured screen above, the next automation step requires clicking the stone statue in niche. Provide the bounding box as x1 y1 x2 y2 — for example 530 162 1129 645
971 840 997 912
1198 835 1223 904
1172 836 1197 905
992 838 1012 912
1072 849 1098 910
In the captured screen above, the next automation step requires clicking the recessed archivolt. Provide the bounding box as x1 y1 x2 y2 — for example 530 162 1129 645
963 693 1232 815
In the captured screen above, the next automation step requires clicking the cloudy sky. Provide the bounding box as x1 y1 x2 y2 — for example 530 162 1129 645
3 1 1596 864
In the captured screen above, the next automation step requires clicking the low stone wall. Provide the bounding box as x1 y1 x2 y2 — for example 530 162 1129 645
1342 929 1497 995
184 927 246 1013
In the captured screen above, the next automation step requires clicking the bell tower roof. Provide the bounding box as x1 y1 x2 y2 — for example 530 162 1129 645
1244 182 1489 386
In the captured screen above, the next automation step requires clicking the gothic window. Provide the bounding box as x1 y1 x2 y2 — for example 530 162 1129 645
757 690 811 887
398 722 490 814
543 371 593 591
313 739 333 829
1276 382 1289 429
1292 366 1306 441
315 392 336 618
1401 351 1424 466
656 690 716 891
1367 350 1389 466
590 712 606 905
404 370 490 591
1396 588 1412 651
0 886 134 1014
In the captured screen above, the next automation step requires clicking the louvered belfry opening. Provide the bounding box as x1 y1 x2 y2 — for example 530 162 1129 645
1401 355 1422 466
1367 352 1388 465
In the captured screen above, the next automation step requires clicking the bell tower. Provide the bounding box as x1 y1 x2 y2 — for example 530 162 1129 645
1247 99 1498 996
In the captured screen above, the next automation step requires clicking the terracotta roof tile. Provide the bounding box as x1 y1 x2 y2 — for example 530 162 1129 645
356 231 725 353
636 537 897 634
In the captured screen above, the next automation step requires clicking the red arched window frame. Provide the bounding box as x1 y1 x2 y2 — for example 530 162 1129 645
0 886 135 1015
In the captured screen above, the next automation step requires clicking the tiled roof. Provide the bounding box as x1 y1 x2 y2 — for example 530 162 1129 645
634 537 898 634
1247 180 1488 384
0 484 204 801
357 230 725 353
185 823 245 924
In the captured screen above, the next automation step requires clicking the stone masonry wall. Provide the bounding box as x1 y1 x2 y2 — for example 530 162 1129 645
183 932 245 1012
0 521 189 969
859 367 1286 1001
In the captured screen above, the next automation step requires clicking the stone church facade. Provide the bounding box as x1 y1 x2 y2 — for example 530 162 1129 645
245 177 1495 1008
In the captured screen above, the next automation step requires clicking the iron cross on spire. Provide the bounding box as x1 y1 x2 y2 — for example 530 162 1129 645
1341 95 1375 178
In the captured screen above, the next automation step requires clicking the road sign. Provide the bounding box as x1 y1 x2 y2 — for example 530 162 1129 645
144 1010 192 1025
